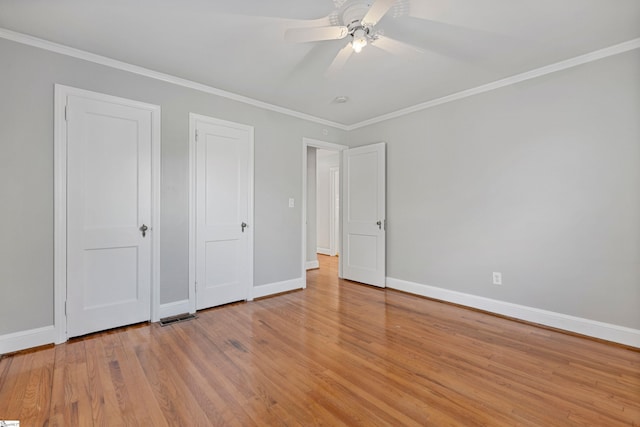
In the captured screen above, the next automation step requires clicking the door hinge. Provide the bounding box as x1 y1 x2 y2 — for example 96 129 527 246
64 301 67 315
195 129 198 141
64 105 69 121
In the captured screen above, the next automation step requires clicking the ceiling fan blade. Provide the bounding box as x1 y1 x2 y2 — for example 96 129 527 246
285 26 349 43
372 35 424 59
326 43 354 77
362 0 396 26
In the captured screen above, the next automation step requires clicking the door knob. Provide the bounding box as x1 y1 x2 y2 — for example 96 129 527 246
241 222 248 232
139 224 148 237
376 220 382 230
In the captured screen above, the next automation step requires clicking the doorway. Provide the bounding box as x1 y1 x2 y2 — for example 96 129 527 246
302 139 387 289
316 151 340 258
301 138 347 286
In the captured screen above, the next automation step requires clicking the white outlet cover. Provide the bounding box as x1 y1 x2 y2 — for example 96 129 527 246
492 272 502 285
289 198 295 208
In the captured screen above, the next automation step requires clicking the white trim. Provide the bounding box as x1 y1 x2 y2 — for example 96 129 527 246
151 99 162 322
158 300 192 320
328 166 340 257
0 27 348 130
54 86 68 344
246 125 256 300
302 138 348 286
306 260 320 270
316 248 332 256
252 278 303 299
188 116 197 313
386 277 640 348
54 84 161 343
347 38 640 130
188 113 255 309
0 326 56 355
302 138 350 151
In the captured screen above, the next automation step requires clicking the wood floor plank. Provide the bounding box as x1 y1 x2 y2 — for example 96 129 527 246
112 328 171 427
0 351 30 420
18 346 55 426
128 325 214 426
1 255 639 426
151 324 245 426
48 340 94 426
0 352 37 420
84 336 123 427
225 304 395 426
184 310 300 426
202 314 338 426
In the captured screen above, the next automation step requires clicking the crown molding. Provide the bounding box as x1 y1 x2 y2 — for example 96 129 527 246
0 27 350 131
345 37 640 130
1 27 638 132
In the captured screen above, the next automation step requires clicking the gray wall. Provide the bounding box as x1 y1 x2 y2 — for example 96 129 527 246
349 49 640 329
2 35 638 338
0 38 347 335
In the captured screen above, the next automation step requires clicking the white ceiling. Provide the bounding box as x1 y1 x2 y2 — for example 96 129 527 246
1 0 639 127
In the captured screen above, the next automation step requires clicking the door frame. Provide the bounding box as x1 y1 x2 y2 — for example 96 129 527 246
188 113 255 313
329 166 340 257
54 84 161 344
301 138 348 286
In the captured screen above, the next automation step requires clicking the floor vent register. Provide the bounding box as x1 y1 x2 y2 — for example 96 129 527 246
159 313 197 327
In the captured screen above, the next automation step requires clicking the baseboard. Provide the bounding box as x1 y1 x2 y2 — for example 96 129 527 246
0 325 56 355
253 278 303 299
386 277 640 348
306 260 320 270
159 299 192 319
316 248 333 256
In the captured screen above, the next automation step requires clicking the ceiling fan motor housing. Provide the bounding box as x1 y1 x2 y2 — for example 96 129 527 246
342 2 372 29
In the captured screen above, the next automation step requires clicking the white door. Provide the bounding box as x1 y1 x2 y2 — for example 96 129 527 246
66 94 154 337
342 143 386 287
192 115 253 310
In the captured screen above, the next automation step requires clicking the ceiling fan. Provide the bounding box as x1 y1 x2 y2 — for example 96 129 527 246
285 0 420 74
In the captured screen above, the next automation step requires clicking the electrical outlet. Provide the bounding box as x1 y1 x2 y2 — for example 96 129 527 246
492 272 502 285
288 198 295 208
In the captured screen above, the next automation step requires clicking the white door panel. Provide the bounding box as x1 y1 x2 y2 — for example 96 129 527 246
342 143 386 287
193 117 253 310
66 95 152 337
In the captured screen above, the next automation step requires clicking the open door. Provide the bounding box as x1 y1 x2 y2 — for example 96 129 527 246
341 143 386 287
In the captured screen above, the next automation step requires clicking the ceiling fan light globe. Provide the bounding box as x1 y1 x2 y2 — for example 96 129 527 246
352 28 368 53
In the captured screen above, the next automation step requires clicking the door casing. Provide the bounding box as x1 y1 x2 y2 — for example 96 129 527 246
301 138 348 285
188 113 255 312
329 166 340 257
54 84 161 344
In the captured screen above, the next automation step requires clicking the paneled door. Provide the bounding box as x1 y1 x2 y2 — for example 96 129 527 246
65 91 157 337
191 115 253 310
342 143 386 287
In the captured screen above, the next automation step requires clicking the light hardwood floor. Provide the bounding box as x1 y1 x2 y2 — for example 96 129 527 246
1 255 639 426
